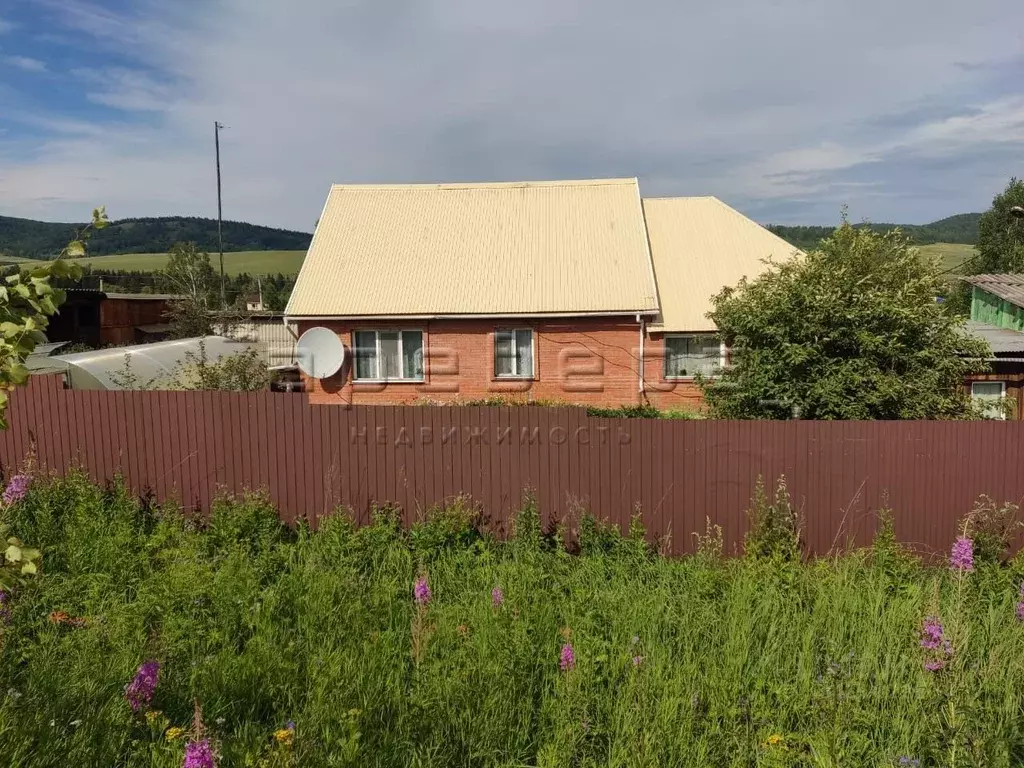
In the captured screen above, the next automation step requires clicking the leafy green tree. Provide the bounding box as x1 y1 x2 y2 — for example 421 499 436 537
160 242 217 337
0 210 100 427
1 208 104 587
700 221 990 420
973 178 1024 274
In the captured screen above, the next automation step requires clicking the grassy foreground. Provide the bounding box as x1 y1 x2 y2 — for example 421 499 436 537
1 474 1024 767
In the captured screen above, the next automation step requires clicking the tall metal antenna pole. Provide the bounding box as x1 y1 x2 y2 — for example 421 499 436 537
215 121 226 307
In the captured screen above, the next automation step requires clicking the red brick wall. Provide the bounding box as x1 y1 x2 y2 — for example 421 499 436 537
299 318 709 411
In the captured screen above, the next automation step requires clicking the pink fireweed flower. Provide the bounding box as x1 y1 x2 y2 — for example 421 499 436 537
950 536 974 572
413 577 431 606
920 617 945 650
124 661 160 712
1 473 30 506
632 655 644 667
183 738 216 768
1016 584 1024 622
491 586 504 607
920 616 953 671
560 643 576 671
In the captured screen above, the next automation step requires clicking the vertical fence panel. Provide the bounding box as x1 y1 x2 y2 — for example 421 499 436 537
6 377 1024 556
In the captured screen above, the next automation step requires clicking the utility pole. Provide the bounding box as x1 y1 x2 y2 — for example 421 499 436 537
215 121 226 308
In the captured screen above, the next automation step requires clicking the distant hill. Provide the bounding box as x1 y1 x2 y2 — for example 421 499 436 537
768 213 982 251
0 215 312 259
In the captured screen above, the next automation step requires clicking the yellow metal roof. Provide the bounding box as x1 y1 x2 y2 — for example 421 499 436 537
286 179 659 317
642 197 801 332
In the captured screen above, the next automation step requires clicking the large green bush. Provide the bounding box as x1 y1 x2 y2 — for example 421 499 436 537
1 474 1023 767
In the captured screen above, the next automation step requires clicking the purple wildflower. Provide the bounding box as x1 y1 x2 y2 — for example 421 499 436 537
0 589 10 624
491 586 504 607
286 720 295 731
632 655 644 667
924 660 946 672
183 739 216 768
413 577 431 606
124 661 160 712
2 474 30 506
920 617 944 650
950 536 974 572
560 643 575 671
898 758 921 768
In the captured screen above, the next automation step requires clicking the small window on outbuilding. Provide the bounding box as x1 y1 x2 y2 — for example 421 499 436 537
971 381 1007 420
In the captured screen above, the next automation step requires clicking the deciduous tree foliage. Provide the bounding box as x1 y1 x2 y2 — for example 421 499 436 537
700 221 990 420
973 178 1024 274
160 242 217 338
0 210 100 428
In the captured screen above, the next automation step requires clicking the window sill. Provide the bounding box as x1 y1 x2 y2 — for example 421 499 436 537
491 375 536 382
352 379 425 385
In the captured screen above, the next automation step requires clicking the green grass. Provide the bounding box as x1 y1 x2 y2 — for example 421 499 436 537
0 254 41 265
2 473 1024 767
58 249 307 276
916 242 978 274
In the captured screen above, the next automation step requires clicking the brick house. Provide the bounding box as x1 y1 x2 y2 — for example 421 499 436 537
285 178 797 409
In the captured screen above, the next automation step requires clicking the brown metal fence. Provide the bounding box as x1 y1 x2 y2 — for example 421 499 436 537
2 375 1022 555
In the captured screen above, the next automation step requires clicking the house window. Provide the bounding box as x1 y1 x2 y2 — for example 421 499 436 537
353 330 423 381
664 334 723 378
971 381 1007 420
494 329 534 378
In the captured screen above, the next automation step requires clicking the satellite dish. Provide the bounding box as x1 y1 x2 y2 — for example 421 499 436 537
296 327 345 379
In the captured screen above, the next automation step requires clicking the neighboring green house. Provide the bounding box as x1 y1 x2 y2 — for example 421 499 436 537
965 274 1024 331
961 275 1024 420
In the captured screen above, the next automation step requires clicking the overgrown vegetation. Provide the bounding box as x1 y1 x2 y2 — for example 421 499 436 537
110 341 274 392
1 472 1024 767
702 219 991 419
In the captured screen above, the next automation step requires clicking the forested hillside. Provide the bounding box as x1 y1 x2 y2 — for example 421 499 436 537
0 215 312 259
769 213 981 250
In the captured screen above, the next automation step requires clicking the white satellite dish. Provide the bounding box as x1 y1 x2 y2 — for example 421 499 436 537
296 327 345 379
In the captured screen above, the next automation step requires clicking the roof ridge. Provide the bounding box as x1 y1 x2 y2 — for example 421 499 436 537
641 195 720 202
329 178 638 191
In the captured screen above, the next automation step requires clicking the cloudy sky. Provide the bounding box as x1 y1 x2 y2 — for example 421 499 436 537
0 0 1022 231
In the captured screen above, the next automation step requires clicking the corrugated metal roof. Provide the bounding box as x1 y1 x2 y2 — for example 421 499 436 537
285 179 659 317
965 320 1024 354
962 274 1024 308
642 197 802 332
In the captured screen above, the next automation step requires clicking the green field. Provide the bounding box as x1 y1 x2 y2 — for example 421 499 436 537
0 242 981 278
59 249 307 276
916 242 977 274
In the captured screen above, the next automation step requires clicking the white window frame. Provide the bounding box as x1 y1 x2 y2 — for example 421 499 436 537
663 334 727 380
971 380 1007 420
494 328 535 379
352 329 424 382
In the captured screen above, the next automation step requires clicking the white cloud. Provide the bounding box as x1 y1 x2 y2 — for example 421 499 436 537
3 0 1024 227
73 67 175 112
4 55 47 73
0 16 13 34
